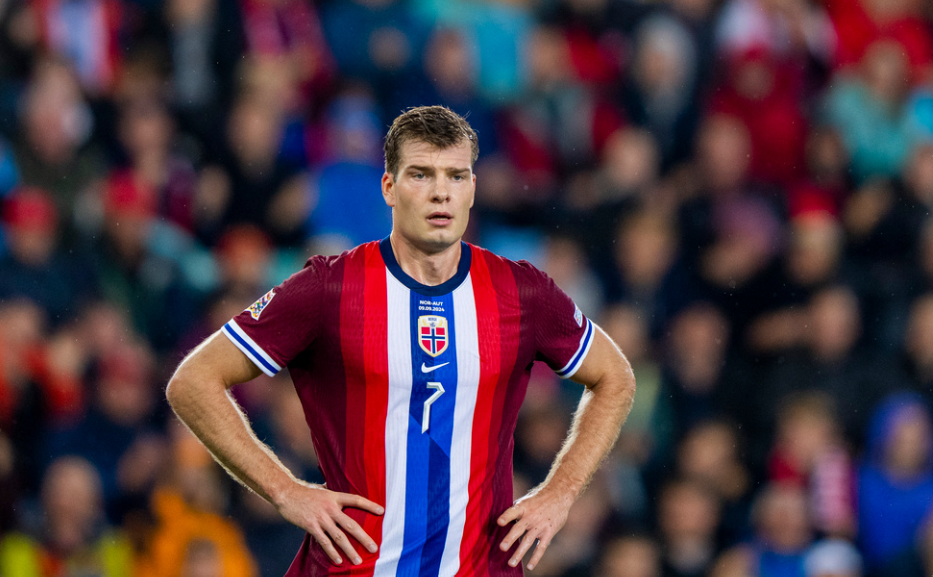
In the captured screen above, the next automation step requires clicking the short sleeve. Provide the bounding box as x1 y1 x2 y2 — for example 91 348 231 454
524 264 595 380
221 259 325 376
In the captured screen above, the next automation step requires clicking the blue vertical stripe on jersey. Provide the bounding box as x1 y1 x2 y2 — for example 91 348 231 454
399 291 458 577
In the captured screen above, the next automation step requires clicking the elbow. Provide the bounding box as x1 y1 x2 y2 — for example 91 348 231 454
165 368 193 412
165 374 182 411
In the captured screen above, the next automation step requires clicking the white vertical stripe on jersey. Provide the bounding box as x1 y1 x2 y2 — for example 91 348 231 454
439 274 481 576
374 273 413 577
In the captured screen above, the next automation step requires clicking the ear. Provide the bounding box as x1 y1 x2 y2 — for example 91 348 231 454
382 172 396 208
469 173 476 208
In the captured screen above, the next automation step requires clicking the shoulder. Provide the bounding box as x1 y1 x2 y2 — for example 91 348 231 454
295 241 380 282
466 243 548 287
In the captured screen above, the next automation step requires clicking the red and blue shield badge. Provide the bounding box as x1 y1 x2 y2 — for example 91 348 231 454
418 315 448 357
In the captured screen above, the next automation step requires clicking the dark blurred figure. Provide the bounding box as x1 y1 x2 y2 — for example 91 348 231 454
0 456 133 575
857 392 933 573
238 0 334 115
135 421 256 577
91 175 196 349
161 0 242 146
677 115 786 317
13 58 106 237
754 286 892 451
606 210 685 336
540 235 604 317
235 378 320 577
787 127 851 219
688 191 786 345
107 98 198 233
0 431 15 534
596 532 663 577
0 299 93 489
305 92 392 253
320 0 426 109
656 477 722 577
901 294 933 399
660 303 736 439
600 304 673 522
569 131 665 301
210 93 309 247
0 187 95 322
513 399 571 486
390 26 497 156
498 24 624 194
712 483 814 577
621 13 702 169
45 342 167 522
525 479 613 577
709 45 808 187
766 393 856 538
675 420 751 548
746 211 851 354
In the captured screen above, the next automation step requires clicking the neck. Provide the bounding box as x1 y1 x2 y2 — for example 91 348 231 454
389 232 461 286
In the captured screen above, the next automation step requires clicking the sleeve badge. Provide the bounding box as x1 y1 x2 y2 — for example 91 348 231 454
247 289 276 320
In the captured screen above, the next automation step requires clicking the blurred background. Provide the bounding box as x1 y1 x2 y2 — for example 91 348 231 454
1 0 933 575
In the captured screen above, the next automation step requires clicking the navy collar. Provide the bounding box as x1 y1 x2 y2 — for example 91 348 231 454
379 237 472 296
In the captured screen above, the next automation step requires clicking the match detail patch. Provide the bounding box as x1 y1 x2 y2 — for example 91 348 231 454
248 289 276 320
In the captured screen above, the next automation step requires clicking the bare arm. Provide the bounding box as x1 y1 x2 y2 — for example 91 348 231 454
166 332 383 565
497 325 636 570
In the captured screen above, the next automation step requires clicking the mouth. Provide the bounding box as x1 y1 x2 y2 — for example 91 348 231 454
427 212 453 225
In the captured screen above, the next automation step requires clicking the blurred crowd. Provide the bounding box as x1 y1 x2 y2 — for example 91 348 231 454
2 0 933 575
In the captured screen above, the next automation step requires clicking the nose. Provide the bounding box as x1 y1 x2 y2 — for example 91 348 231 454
432 178 450 202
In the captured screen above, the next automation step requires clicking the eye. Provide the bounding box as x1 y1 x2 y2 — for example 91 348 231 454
452 174 463 181
413 172 425 180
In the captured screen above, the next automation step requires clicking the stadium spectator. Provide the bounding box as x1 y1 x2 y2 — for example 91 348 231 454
660 303 736 439
0 456 133 576
857 392 933 571
596 532 663 577
135 422 257 577
766 392 856 537
13 58 105 237
675 420 751 547
713 482 814 577
656 476 723 577
0 187 94 322
621 14 702 169
822 39 930 182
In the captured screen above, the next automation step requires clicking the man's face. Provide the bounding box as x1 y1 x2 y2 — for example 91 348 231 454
382 139 475 254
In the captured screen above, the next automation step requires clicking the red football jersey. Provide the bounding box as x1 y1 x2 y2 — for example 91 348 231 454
223 239 594 577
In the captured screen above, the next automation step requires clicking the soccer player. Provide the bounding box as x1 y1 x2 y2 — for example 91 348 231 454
166 106 636 576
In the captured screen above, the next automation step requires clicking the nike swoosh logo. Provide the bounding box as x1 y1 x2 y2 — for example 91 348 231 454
421 362 450 373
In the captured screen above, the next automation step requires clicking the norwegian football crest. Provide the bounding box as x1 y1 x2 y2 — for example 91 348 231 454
247 289 276 320
418 315 449 357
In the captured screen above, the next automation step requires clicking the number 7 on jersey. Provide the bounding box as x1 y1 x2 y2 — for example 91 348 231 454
422 381 445 433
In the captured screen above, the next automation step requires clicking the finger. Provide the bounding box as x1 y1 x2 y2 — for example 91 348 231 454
499 520 528 552
324 519 363 565
311 529 343 565
338 493 385 516
497 504 522 526
526 534 553 571
336 512 378 554
509 531 538 568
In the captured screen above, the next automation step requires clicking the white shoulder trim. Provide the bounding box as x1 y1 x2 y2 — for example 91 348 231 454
221 320 282 377
555 318 594 379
